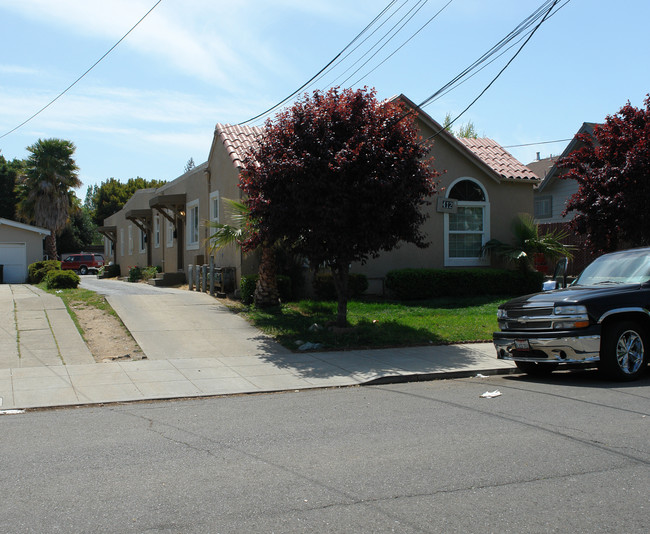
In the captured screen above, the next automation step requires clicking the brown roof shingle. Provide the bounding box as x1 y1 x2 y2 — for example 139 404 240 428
457 137 540 182
215 123 263 168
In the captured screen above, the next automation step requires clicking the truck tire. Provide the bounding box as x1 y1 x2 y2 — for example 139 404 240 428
599 321 648 381
515 361 558 376
79 265 88 275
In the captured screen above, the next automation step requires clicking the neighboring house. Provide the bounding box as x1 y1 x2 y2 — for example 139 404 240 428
532 122 599 274
0 218 50 283
100 94 539 293
99 132 262 286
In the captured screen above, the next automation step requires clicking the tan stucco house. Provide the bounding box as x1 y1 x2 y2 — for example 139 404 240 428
0 218 50 283
101 94 539 292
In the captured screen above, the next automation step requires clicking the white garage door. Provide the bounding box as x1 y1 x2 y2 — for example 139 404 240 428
0 243 27 283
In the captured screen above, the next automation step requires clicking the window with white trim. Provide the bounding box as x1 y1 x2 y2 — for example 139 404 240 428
128 225 133 255
166 211 174 248
139 227 146 253
120 228 124 257
209 190 220 249
187 199 200 250
444 178 490 267
154 214 160 248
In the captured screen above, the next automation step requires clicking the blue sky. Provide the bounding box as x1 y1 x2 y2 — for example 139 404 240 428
1 0 648 199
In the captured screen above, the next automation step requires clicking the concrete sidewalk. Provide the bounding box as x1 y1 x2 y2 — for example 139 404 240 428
0 282 514 411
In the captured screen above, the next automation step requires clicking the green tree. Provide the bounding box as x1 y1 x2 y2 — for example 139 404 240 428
92 177 166 226
0 154 22 219
442 113 479 138
57 197 101 252
184 157 196 173
482 213 573 271
15 138 81 260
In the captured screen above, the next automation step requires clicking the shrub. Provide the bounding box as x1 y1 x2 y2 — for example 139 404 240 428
313 272 368 301
98 264 121 279
28 260 61 284
45 269 80 289
240 274 292 305
141 266 160 281
384 268 544 300
128 266 143 282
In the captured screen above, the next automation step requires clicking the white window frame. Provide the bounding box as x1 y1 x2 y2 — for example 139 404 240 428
128 225 134 256
186 199 200 251
443 177 490 267
154 214 160 248
138 227 146 254
209 190 220 249
120 228 124 257
166 210 174 248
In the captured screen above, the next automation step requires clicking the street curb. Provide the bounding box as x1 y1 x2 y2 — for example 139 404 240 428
362 367 520 386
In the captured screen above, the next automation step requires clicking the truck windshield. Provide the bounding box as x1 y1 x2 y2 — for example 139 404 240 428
575 251 650 286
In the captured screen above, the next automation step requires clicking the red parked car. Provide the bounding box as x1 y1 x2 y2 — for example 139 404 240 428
60 253 104 275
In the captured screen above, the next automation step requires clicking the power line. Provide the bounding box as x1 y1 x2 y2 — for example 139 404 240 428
429 0 561 139
504 138 572 148
419 0 566 143
346 0 455 88
238 0 401 126
0 0 164 140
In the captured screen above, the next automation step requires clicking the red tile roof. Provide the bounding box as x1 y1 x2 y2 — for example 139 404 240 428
457 137 540 182
215 123 263 168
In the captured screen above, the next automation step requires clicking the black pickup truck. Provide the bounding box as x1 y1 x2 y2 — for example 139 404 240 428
494 248 650 381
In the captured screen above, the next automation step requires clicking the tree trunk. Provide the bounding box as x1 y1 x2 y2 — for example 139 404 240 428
254 246 280 308
45 233 58 261
332 265 349 327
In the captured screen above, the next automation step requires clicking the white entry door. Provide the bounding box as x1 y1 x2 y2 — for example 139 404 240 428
0 243 27 283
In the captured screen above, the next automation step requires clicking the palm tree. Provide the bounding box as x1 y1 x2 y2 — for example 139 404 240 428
482 213 573 272
207 198 279 307
15 138 81 260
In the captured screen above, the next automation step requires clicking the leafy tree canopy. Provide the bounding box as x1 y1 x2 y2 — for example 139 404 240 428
15 138 81 259
561 95 650 254
0 153 22 219
91 176 166 226
443 112 479 139
240 87 438 324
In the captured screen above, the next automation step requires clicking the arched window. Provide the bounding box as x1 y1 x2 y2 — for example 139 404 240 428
444 178 490 266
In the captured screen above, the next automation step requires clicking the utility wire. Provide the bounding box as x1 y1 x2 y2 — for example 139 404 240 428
326 0 431 89
0 0 164 140
426 0 561 140
504 138 572 148
238 0 400 125
347 0 455 88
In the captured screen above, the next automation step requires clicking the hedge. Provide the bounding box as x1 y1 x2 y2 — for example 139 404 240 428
44 269 80 289
28 260 61 284
98 264 121 278
384 268 544 300
313 272 368 301
240 274 292 305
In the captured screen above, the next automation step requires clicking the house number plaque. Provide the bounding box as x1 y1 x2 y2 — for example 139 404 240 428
436 198 458 213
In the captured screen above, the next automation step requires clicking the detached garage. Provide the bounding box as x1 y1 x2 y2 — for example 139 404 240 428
0 218 50 283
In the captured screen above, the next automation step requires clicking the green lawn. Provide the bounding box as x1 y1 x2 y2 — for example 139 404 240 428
241 295 508 351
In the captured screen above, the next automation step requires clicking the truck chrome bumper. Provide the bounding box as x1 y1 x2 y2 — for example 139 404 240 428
494 334 601 363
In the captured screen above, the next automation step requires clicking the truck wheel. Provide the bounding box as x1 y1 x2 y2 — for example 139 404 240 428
600 321 648 381
515 361 558 376
79 265 88 275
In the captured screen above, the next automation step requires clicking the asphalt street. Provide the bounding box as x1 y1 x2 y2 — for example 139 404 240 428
2 372 649 533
